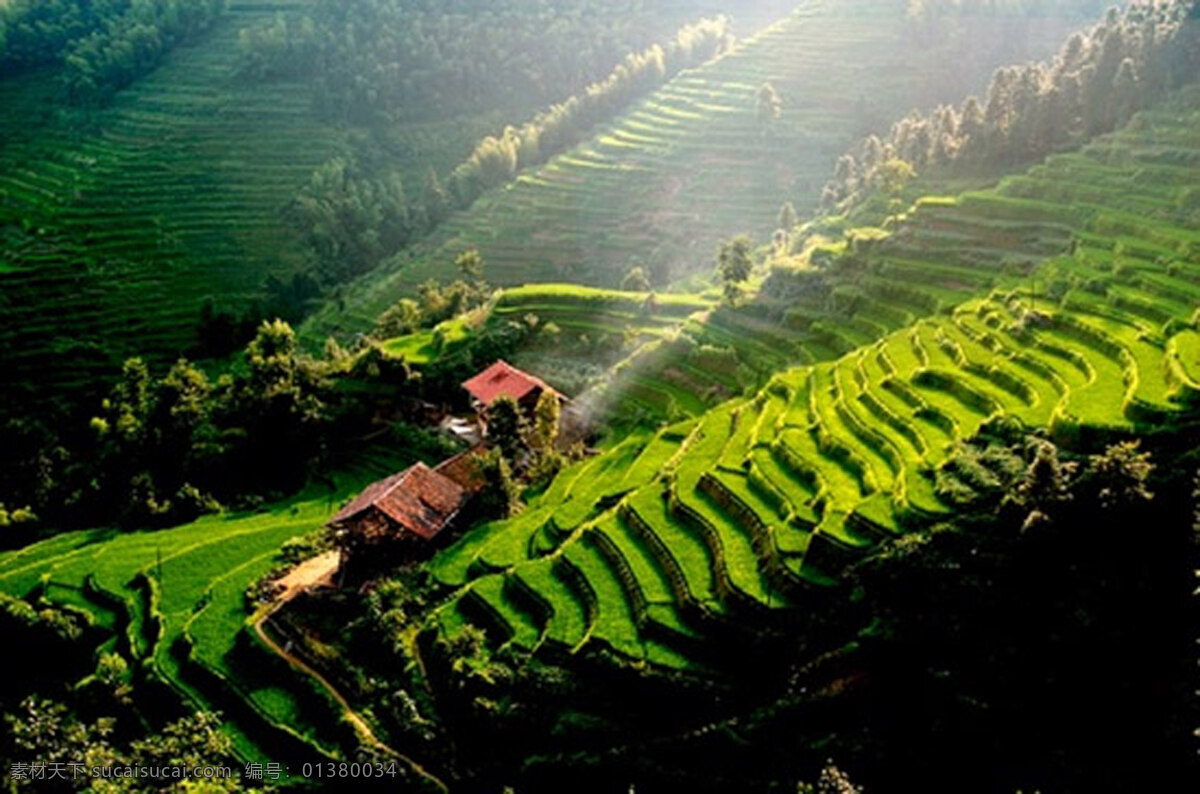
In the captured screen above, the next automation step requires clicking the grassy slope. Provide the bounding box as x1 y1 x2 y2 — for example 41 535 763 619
301 0 1083 342
0 1 733 413
0 447 408 763
424 86 1200 670
5 87 1196 762
0 0 355 411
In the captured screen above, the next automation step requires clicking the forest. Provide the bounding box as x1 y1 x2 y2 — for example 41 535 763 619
824 0 1200 206
1 0 226 105
236 0 729 125
1 0 1198 791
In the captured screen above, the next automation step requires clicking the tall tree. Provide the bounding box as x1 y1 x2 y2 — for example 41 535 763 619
778 201 797 233
374 298 422 339
455 248 484 281
236 319 329 490
717 235 754 305
423 167 451 227
532 390 561 453
487 396 527 462
756 81 783 128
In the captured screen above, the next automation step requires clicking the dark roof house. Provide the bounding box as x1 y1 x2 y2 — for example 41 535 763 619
330 462 466 544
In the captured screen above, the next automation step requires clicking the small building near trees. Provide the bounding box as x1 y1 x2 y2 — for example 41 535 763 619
328 451 484 563
461 359 565 416
330 361 573 569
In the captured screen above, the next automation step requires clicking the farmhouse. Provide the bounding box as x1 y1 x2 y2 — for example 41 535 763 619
329 452 483 554
331 363 569 560
462 359 565 415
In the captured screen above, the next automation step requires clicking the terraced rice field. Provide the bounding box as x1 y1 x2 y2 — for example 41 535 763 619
0 449 408 765
0 0 349 412
425 86 1200 669
303 0 1082 342
4 0 702 412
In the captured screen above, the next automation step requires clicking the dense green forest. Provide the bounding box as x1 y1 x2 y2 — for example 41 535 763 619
285 16 734 287
236 0 735 125
824 0 1200 205
0 0 226 105
1 0 1198 791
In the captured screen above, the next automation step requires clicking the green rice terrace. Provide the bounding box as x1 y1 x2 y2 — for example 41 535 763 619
0 447 411 766
422 86 1200 671
302 0 1080 341
0 0 352 409
3 79 1197 771
1 3 1197 785
0 0 720 415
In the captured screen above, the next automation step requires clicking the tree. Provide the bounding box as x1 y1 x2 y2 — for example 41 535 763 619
796 763 863 793
290 156 411 281
126 712 234 782
455 248 484 281
532 390 561 452
3 697 121 782
1111 57 1141 126
1080 441 1154 511
958 95 985 151
1012 440 1077 529
245 319 301 396
756 81 782 128
717 235 754 305
474 448 522 520
874 158 916 195
93 651 133 706
778 201 797 233
621 265 651 292
237 319 329 490
0 504 37 528
528 390 565 487
110 357 152 446
423 167 451 226
155 358 212 446
151 358 217 495
487 396 527 462
777 201 798 252
375 298 422 339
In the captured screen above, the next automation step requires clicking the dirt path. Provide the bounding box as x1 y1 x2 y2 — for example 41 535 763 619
253 555 449 793
273 550 340 602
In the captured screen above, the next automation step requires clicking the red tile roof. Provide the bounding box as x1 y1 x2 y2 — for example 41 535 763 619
331 463 465 540
461 359 560 406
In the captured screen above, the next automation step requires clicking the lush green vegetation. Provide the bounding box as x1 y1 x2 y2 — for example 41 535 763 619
0 448 411 766
422 83 1200 670
1 0 226 104
3 1 1198 790
0 317 413 532
0 0 756 433
302 0 1091 341
824 0 1200 207
0 1 347 427
233 0 787 126
281 12 738 288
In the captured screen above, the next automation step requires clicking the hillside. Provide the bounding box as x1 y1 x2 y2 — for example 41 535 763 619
2 2 1196 788
424 84 1200 669
302 0 1091 342
5 83 1196 774
0 0 762 421
0 446 411 766
0 0 345 416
